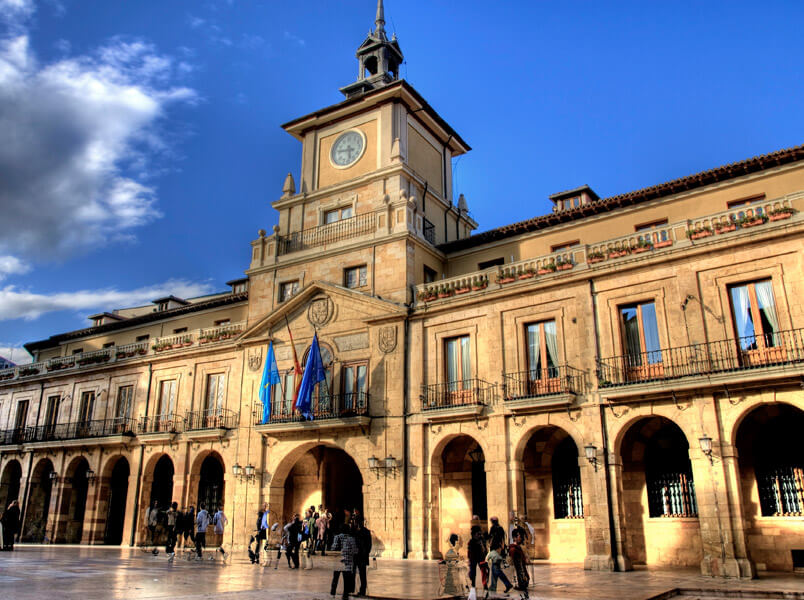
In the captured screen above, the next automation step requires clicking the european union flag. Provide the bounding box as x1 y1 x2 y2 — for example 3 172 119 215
260 342 281 424
295 333 326 420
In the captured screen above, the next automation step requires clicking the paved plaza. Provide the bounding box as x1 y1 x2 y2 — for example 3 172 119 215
0 547 802 600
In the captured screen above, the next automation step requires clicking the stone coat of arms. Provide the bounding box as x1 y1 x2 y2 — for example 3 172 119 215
307 296 333 327
248 348 263 372
378 326 397 354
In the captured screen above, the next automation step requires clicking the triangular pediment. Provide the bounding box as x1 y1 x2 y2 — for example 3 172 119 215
238 280 405 343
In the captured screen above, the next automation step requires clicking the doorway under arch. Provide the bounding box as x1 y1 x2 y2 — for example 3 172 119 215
150 454 174 510
59 457 91 544
282 445 363 527
0 460 22 512
736 403 804 571
104 457 130 545
619 416 701 567
23 458 54 542
197 454 225 512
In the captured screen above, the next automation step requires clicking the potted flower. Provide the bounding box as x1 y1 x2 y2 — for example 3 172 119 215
437 285 452 299
654 237 673 248
588 251 605 264
537 262 557 275
517 267 535 280
454 282 471 294
714 220 737 234
608 247 630 259
556 258 573 271
182 336 193 347
19 366 40 377
632 238 653 254
471 277 488 291
739 213 768 228
137 348 147 355
417 289 437 302
496 270 516 284
686 226 713 240
768 206 797 221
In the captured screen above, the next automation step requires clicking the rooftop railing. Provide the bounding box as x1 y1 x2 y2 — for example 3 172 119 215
597 328 804 387
421 379 493 410
254 392 370 425
503 365 585 400
277 212 376 255
185 408 238 431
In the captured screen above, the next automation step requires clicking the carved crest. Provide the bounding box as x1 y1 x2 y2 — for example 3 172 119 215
307 295 333 327
248 348 263 372
378 326 397 354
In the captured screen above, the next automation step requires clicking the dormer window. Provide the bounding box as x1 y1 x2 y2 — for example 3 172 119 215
226 278 249 294
157 302 169 312
549 185 599 213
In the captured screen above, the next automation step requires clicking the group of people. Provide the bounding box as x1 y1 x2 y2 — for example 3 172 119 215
466 516 531 599
250 504 373 599
0 500 20 551
145 500 228 563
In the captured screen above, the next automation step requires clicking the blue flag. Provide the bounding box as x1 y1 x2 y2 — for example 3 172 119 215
295 333 327 420
260 342 281 424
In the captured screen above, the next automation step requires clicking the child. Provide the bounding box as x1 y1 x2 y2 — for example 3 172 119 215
508 528 530 599
485 542 513 597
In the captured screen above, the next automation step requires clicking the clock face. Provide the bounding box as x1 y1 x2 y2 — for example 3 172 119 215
330 130 365 168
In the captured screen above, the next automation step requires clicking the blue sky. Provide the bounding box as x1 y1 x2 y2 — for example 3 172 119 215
1 0 802 363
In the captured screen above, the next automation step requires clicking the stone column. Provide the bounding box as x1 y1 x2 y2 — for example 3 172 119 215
720 443 756 577
581 453 615 571
606 453 633 572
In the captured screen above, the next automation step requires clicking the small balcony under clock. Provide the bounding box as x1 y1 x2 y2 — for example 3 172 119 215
277 212 376 255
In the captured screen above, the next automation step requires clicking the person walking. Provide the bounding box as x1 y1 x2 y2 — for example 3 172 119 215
467 525 489 593
146 500 160 551
213 503 229 562
508 528 530 599
1 500 21 551
488 516 506 556
285 514 302 569
275 521 292 569
330 523 359 600
256 503 269 564
315 508 330 556
354 517 373 597
195 503 210 560
181 506 196 557
485 541 513 597
165 502 178 561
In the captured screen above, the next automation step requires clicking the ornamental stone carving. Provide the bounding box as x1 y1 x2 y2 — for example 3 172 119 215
248 348 263 372
334 332 369 352
378 325 397 354
307 295 334 328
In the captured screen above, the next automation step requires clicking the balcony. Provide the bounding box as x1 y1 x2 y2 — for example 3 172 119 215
138 413 184 442
254 392 370 434
423 217 436 244
277 212 376 256
421 379 492 422
503 365 585 413
0 322 246 384
0 427 27 447
0 418 136 449
597 328 804 393
184 408 238 440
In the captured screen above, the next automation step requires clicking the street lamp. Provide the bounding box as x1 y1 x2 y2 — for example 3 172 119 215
584 444 599 472
244 464 256 478
232 463 242 477
468 447 484 463
367 456 380 470
699 434 714 465
85 468 96 484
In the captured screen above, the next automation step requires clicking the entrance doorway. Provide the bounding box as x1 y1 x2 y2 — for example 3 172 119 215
104 458 130 545
150 455 174 510
0 460 22 512
23 459 54 542
62 458 90 543
197 455 225 512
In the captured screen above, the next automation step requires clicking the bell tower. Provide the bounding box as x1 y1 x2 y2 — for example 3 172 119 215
340 0 404 98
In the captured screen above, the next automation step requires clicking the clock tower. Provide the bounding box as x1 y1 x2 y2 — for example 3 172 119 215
246 0 477 318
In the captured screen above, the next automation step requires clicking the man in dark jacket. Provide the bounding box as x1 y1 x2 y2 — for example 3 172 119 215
467 525 488 590
1 500 21 551
488 516 506 556
354 517 373 597
286 514 302 568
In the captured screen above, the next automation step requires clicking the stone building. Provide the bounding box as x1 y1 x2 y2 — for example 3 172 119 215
1 1 803 577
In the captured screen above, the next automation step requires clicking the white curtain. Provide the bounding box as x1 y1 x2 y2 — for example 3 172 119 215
641 303 662 364
527 323 541 378
460 336 471 390
730 285 753 349
447 338 459 391
544 320 559 375
754 281 780 345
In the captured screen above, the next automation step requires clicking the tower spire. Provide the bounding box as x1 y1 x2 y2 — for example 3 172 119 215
375 0 386 37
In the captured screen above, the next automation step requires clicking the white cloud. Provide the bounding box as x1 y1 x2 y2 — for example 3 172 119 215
0 0 34 21
0 344 32 364
284 31 305 47
0 279 216 322
0 26 195 277
0 255 30 280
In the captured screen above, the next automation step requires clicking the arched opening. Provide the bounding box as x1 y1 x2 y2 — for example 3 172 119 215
60 457 90 544
619 417 701 567
23 459 54 542
104 458 130 545
521 427 586 562
0 460 22 511
197 455 224 512
435 435 487 556
736 403 804 571
282 445 363 527
150 454 174 510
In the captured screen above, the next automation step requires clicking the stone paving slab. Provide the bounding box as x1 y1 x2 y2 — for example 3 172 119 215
0 546 801 600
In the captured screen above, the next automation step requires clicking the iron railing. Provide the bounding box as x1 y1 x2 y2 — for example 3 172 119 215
254 392 370 425
423 218 435 244
185 408 238 431
421 379 492 410
0 418 135 445
139 413 185 434
0 427 29 445
597 328 804 387
277 212 376 255
503 365 585 400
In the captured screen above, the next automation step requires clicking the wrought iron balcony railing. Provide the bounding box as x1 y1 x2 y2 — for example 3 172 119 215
503 365 585 400
139 413 185 434
0 418 136 446
254 392 369 425
597 328 804 387
423 217 435 244
277 212 376 255
421 379 493 410
185 408 238 431
0 427 29 445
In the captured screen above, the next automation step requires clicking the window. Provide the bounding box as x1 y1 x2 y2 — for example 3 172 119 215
525 320 560 393
729 280 781 363
324 206 353 224
44 395 60 429
14 399 29 429
103 342 115 348
173 327 188 334
79 391 95 424
341 362 367 412
634 219 668 232
553 438 583 519
478 257 504 270
550 241 580 253
445 335 471 391
116 386 133 421
273 371 296 418
156 380 177 416
645 426 698 518
72 348 83 355
727 194 765 209
214 319 230 327
424 266 437 283
279 280 299 303
205 374 226 413
619 301 662 365
302 343 334 411
344 265 368 289
136 334 150 342
157 302 169 312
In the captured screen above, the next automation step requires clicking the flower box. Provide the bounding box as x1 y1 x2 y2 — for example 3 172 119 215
715 224 736 234
608 250 629 258
437 292 452 299
588 255 605 264
741 218 765 228
690 231 713 240
556 263 573 271
769 212 792 221
454 287 471 295
183 341 193 347
0 373 14 381
19 368 40 377
137 349 147 355
654 240 673 248
200 338 210 344
632 246 652 254
116 352 126 359
471 284 487 291
518 272 534 280
497 277 516 284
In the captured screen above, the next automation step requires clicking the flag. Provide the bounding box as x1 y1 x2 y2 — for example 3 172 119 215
295 333 327 420
285 316 303 409
259 342 281 424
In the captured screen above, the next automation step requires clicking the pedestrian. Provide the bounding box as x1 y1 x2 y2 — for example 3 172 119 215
508 527 530 598
330 522 359 600
195 503 210 560
315 508 330 556
305 507 317 557
285 514 302 568
0 500 21 551
255 505 268 564
146 500 160 550
354 517 373 597
467 525 489 592
488 516 506 556
165 501 178 561
276 521 292 569
213 503 229 562
485 541 513 597
181 506 196 556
